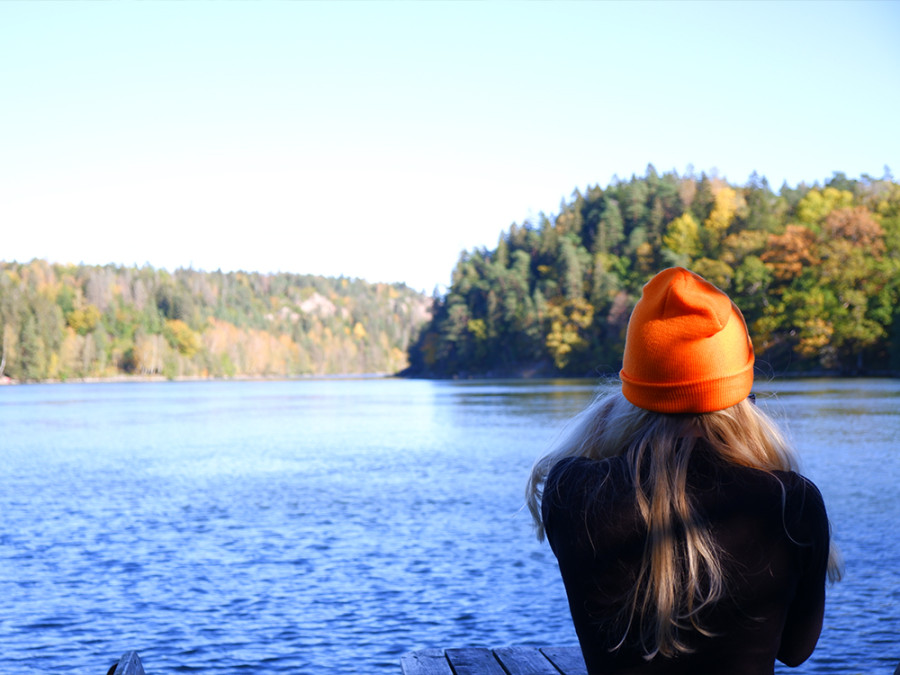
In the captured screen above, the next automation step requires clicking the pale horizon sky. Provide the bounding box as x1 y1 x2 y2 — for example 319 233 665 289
2 1 898 293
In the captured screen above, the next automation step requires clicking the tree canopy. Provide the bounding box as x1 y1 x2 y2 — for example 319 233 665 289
407 167 900 377
0 262 430 381
5 168 899 383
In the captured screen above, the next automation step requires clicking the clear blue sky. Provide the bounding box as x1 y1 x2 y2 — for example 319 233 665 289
2 1 898 293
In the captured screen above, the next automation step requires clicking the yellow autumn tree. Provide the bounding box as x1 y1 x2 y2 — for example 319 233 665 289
795 187 854 230
703 184 744 254
58 328 82 379
663 213 701 259
66 304 101 335
164 319 201 358
133 332 166 375
545 298 594 370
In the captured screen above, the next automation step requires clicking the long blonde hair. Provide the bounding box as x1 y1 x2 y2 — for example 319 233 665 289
526 388 842 659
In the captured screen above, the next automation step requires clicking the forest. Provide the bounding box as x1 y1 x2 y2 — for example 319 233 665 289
407 167 900 378
4 168 898 383
0 262 430 382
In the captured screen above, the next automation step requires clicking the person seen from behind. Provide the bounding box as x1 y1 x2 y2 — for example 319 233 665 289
527 267 842 674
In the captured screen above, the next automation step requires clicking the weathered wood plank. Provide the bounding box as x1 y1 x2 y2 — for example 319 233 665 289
445 647 508 675
402 646 586 675
400 648 453 675
493 646 562 674
111 651 145 675
540 646 587 675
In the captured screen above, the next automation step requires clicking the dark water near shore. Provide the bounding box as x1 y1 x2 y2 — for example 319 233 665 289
1 378 897 674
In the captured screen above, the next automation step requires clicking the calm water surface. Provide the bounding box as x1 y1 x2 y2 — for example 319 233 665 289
1 378 897 674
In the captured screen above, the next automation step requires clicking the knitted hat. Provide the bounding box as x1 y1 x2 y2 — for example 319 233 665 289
619 267 754 413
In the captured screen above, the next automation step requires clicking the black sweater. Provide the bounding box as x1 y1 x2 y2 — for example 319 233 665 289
542 450 830 674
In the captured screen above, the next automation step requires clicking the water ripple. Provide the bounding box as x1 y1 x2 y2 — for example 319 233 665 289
1 379 897 673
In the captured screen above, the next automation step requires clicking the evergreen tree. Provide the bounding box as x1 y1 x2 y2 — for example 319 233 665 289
410 170 900 378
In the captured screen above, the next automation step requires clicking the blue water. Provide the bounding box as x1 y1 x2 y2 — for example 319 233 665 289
0 378 897 674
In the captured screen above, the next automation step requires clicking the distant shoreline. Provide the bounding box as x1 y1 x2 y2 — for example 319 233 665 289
4 370 898 386
0 372 399 386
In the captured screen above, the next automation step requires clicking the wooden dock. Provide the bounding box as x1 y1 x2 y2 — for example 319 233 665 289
105 645 900 673
401 646 586 675
106 651 145 675
105 645 588 674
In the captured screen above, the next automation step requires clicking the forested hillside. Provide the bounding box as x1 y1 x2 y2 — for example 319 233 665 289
408 168 900 377
0 262 430 382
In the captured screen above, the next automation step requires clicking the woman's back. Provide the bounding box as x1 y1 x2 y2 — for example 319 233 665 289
542 451 830 675
527 268 839 672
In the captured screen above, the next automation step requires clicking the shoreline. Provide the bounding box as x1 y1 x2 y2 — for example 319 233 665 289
0 372 400 386
3 370 899 386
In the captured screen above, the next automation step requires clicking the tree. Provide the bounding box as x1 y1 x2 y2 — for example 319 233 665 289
67 305 102 335
594 197 625 255
133 331 165 374
702 183 743 254
815 206 891 367
663 213 701 263
794 187 854 230
19 314 47 380
558 237 586 301
761 225 818 282
545 298 594 371
692 258 735 293
408 171 899 378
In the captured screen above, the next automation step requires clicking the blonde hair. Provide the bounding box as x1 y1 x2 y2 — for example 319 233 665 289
526 388 842 659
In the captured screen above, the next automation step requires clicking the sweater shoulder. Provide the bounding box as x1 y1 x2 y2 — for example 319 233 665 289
545 456 625 500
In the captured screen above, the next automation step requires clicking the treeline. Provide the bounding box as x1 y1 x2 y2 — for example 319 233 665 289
408 167 900 377
0 261 430 382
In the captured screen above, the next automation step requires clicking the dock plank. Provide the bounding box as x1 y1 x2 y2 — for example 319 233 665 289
540 647 587 675
494 646 563 674
110 651 145 675
445 647 508 675
400 648 453 675
402 646 585 675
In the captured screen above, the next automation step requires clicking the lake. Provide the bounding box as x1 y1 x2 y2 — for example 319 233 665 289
1 378 897 674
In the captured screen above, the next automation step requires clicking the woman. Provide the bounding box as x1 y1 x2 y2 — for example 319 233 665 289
527 267 841 674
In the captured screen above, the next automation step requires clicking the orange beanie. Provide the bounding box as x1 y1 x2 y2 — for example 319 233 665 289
619 267 754 413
